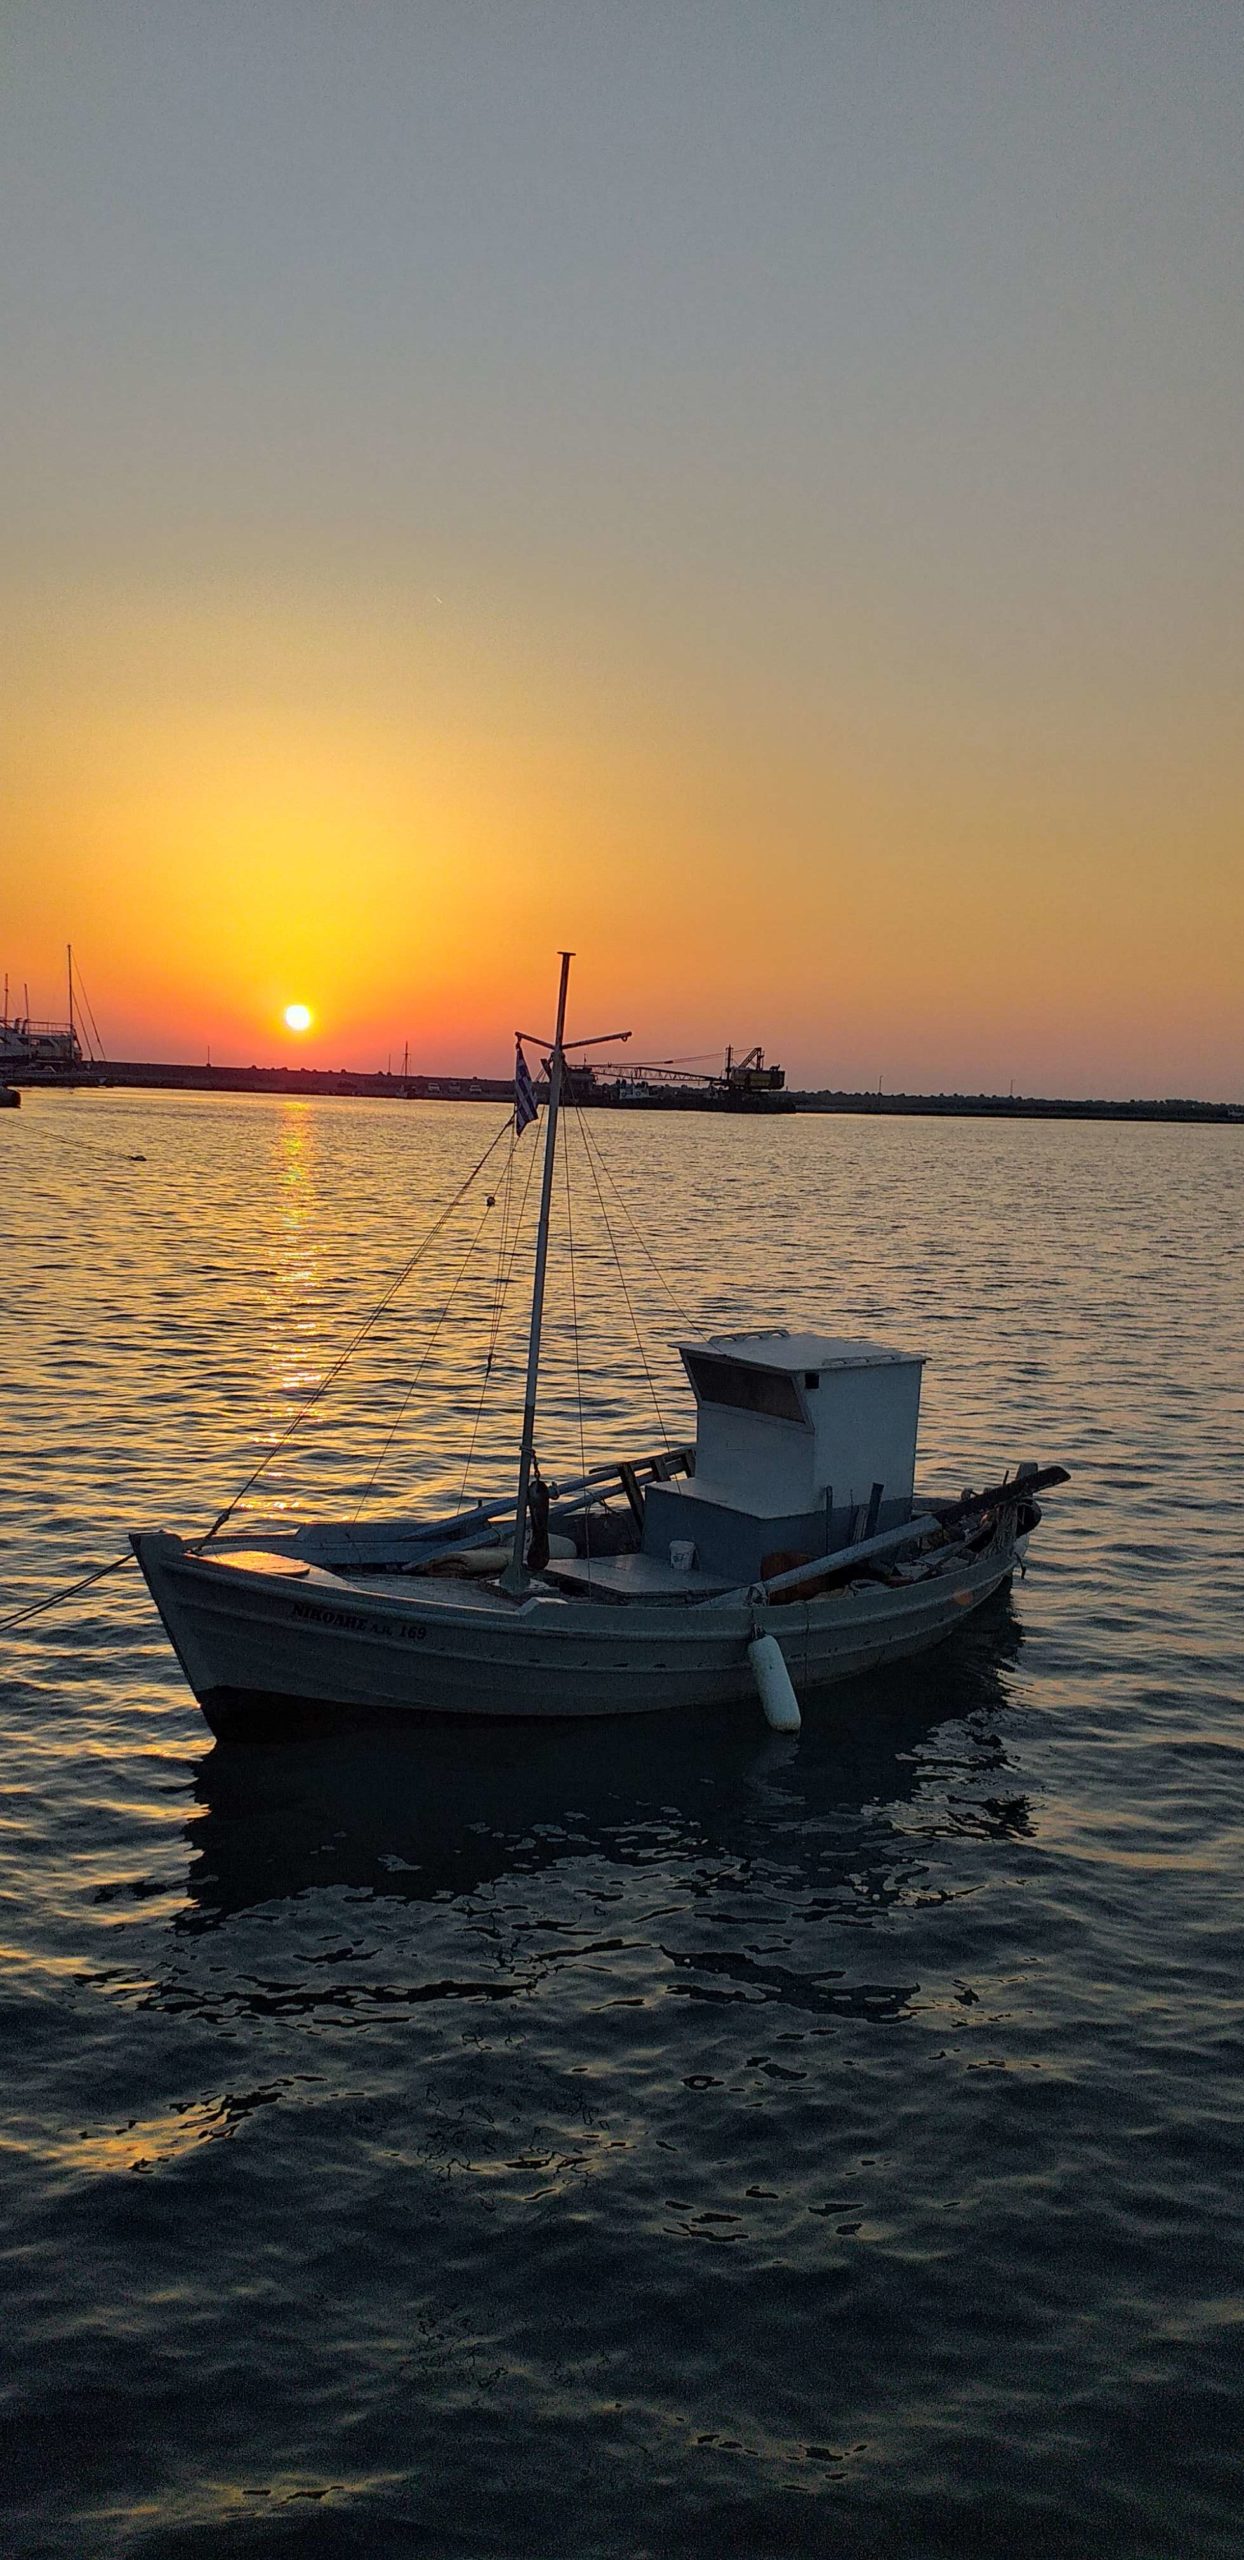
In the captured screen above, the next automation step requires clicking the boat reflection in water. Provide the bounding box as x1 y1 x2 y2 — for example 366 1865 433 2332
178 1592 1030 1934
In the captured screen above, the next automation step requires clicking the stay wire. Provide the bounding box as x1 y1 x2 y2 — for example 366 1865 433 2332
456 1120 540 1506
456 1166 514 1506
570 1105 671 1448
488 1136 518 1362
562 1109 591 1567
488 1117 537 1373
4 1111 519 1628
353 1191 498 1521
194 1111 515 1547
573 1107 697 1330
2 1114 520 1633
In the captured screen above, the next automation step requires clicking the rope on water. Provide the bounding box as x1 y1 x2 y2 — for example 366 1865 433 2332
0 1550 135 1636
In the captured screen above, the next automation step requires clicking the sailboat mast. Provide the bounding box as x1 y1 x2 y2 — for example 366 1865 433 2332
501 950 573 1596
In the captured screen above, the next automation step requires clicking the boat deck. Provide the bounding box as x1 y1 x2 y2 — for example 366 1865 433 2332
543 1552 734 1603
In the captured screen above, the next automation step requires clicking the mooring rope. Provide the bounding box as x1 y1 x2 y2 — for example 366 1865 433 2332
0 1550 136 1636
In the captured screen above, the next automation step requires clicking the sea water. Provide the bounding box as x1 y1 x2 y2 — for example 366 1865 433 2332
2 1091 1242 2558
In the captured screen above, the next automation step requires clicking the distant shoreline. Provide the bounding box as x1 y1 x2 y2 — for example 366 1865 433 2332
794 1089 1241 1124
4 1058 1240 1124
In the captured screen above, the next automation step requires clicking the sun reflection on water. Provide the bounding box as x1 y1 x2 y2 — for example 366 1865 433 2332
259 1104 329 1507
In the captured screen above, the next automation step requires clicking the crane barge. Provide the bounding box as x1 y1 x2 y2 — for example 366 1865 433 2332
574 1042 795 1113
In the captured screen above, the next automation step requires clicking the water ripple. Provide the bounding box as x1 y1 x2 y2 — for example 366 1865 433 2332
1 1094 1242 2556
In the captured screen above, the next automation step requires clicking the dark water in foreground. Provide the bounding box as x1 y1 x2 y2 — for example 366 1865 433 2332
2 1093 1243 2558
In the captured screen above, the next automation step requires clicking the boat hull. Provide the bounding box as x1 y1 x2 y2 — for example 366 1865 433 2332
132 1531 1019 1739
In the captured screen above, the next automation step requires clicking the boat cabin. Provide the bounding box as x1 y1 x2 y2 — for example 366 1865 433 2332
643 1330 925 1584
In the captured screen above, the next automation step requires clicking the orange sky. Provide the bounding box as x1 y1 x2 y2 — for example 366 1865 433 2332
2 10 1241 1098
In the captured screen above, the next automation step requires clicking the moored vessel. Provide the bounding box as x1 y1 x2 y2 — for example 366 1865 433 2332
133 956 1067 1737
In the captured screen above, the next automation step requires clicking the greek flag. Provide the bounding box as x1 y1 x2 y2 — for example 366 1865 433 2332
514 1040 538 1136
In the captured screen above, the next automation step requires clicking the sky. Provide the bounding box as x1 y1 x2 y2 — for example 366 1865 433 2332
2 2 1241 1096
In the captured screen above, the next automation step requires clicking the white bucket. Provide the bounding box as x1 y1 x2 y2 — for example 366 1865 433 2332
669 1540 697 1572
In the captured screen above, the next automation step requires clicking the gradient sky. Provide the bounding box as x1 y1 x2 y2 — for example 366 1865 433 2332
2 2 1241 1095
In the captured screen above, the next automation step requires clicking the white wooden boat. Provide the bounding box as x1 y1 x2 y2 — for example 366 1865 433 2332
133 956 1066 1739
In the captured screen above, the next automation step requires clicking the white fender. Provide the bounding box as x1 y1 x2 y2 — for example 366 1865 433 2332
748 1632 801 1732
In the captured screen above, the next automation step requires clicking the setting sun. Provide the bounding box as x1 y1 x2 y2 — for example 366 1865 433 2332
283 1002 313 1034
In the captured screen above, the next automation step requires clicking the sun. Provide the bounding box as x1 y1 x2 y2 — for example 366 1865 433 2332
283 1002 313 1035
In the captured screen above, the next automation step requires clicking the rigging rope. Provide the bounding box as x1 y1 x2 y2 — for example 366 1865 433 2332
193 1111 516 1547
562 1109 591 1566
570 1105 671 1449
352 1191 498 1522
2 1114 519 1630
1 1100 692 1638
487 1131 519 1367
572 1106 697 1331
456 1110 540 1506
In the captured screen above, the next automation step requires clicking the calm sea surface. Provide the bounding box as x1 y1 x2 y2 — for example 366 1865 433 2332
2 1091 1242 2559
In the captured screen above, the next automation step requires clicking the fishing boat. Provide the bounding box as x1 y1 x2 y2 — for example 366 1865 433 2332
133 955 1067 1739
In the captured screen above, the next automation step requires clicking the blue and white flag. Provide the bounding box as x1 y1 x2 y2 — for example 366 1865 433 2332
514 1040 538 1136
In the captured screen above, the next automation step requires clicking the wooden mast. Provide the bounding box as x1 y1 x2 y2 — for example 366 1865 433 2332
501 951 573 1595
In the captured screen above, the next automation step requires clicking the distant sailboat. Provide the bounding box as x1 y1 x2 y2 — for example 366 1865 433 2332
0 947 103 1081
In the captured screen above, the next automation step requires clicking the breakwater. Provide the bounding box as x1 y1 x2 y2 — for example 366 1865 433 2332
796 1088 1242 1124
4 1059 512 1103
3 1058 1239 1121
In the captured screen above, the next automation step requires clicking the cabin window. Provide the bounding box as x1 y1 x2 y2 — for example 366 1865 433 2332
684 1354 804 1421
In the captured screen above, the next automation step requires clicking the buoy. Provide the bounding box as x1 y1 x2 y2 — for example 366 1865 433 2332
749 1632 801 1732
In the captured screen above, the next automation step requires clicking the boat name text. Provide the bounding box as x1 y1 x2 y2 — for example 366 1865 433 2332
291 1601 428 1640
